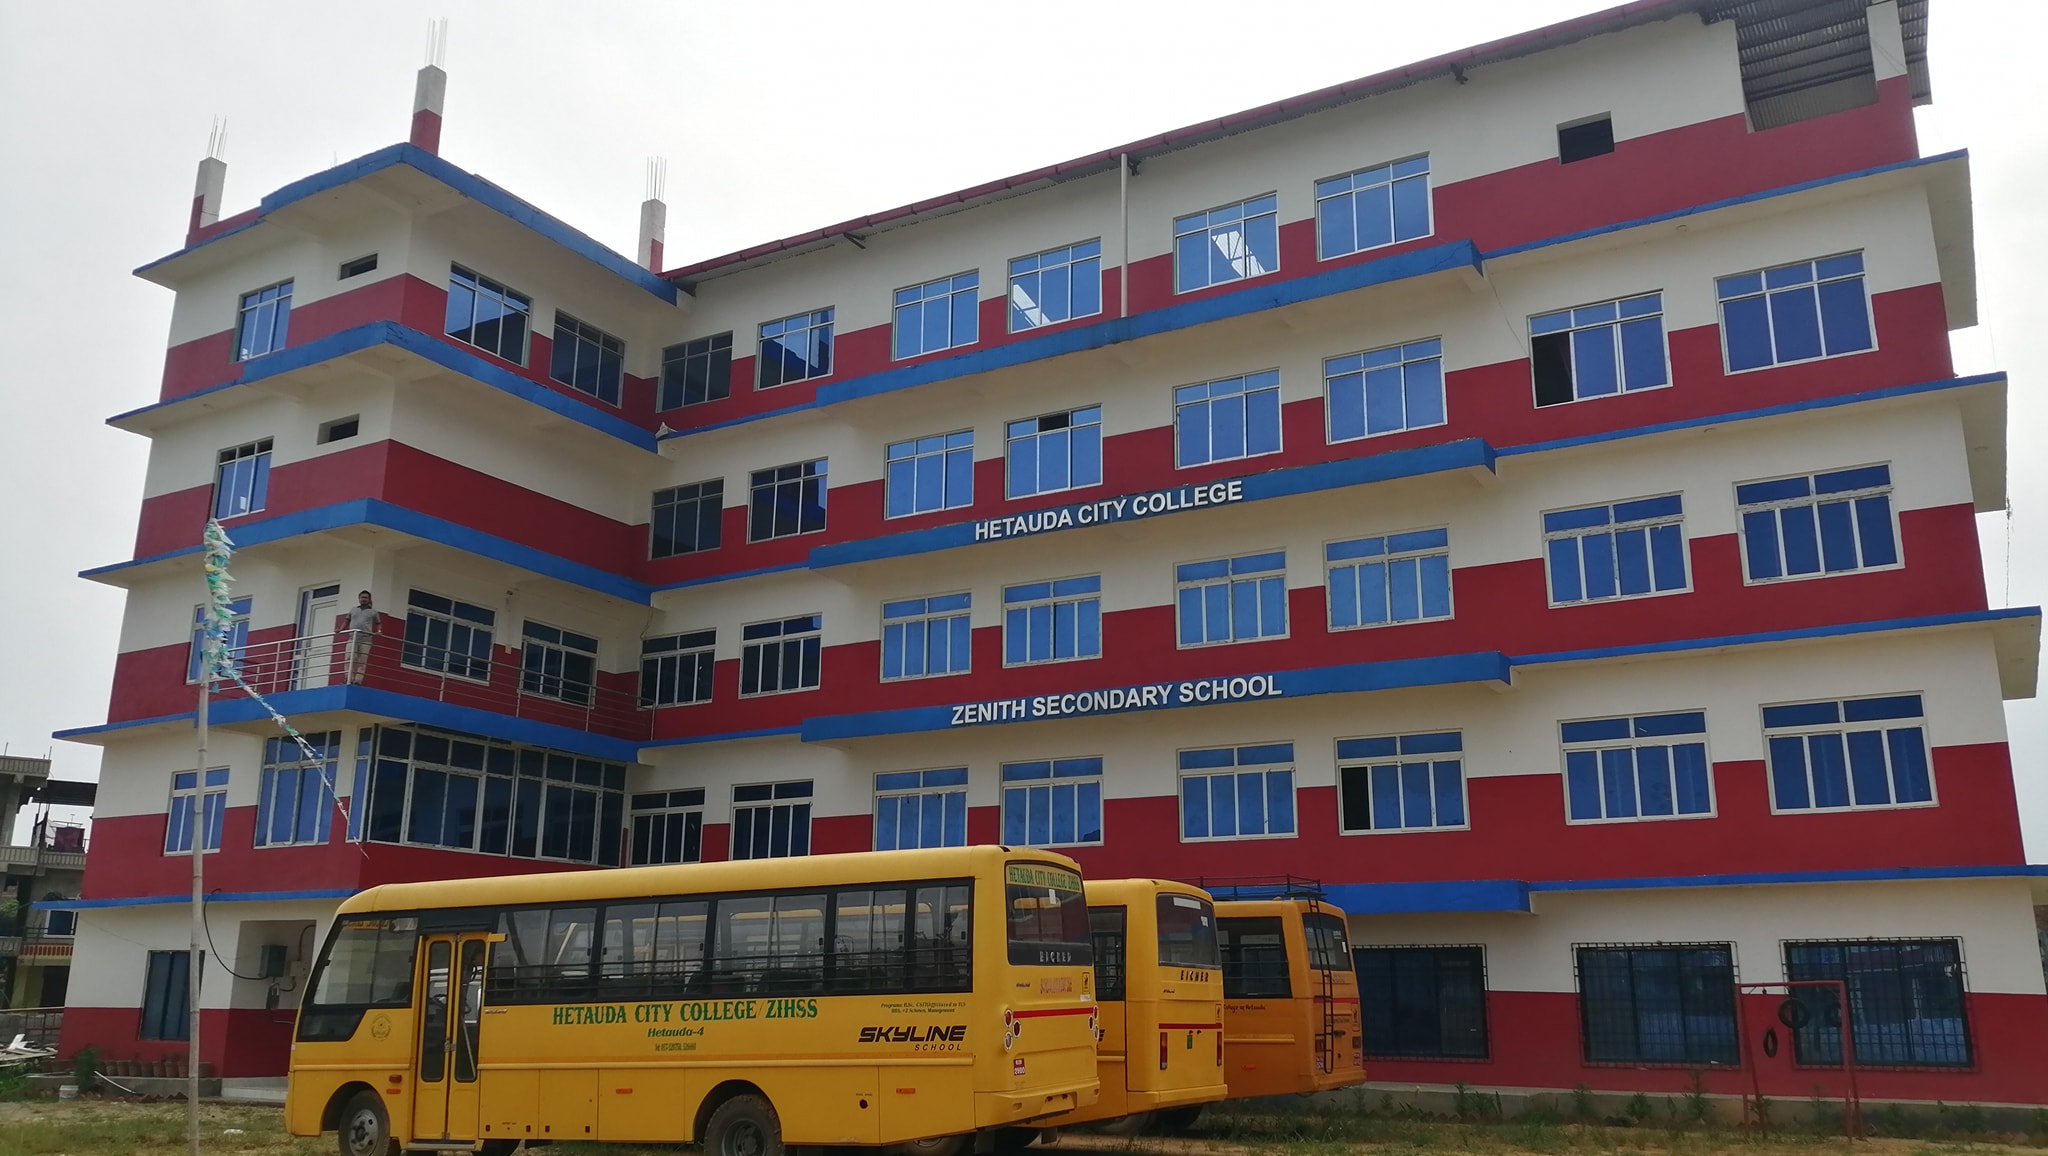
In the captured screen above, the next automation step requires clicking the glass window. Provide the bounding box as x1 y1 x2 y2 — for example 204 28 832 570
1736 465 1898 581
1356 945 1489 1058
1783 939 1970 1067
1179 744 1296 840
1560 711 1713 822
1003 576 1101 665
886 431 974 518
1218 916 1290 999
641 630 714 708
165 768 228 854
1009 240 1102 331
1762 694 1931 812
874 768 968 850
1327 529 1450 629
651 479 724 558
1337 732 1466 833
1530 293 1667 406
188 597 251 683
1177 552 1287 646
1577 943 1737 1064
256 732 343 847
401 589 496 681
213 438 273 520
549 312 624 405
140 951 195 1040
1007 406 1102 499
894 272 979 359
1001 758 1103 847
660 332 733 410
1156 893 1220 968
740 615 822 696
521 622 598 706
360 725 624 865
757 308 833 388
882 593 971 680
1326 339 1444 442
444 265 531 364
629 788 705 865
749 460 828 541
1174 194 1279 293
1316 156 1431 260
1544 495 1688 605
1559 116 1615 163
731 780 813 860
1175 370 1282 468
236 281 293 360
1718 253 1873 372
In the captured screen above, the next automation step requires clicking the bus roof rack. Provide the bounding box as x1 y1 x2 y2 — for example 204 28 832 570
1193 874 1326 901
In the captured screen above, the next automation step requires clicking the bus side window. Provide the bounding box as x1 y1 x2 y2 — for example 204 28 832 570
653 900 708 998
547 907 597 999
602 903 658 998
833 888 909 994
1089 907 1127 1001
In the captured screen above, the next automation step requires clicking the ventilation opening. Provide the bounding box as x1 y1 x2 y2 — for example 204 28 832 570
339 253 379 279
1557 116 1615 164
318 415 361 444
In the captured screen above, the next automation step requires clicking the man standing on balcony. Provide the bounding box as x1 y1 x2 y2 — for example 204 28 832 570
346 590 382 685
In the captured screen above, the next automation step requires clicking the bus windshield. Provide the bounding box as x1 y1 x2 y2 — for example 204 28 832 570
298 917 419 1042
1303 912 1351 971
1005 862 1091 965
1155 893 1220 968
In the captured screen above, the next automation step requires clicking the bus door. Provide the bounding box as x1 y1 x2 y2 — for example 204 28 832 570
412 933 489 1144
1088 906 1129 1075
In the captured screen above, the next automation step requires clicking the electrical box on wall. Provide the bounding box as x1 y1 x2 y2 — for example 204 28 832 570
258 944 289 979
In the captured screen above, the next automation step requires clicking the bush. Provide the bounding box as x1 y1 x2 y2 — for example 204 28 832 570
70 1045 100 1092
1569 1083 1595 1121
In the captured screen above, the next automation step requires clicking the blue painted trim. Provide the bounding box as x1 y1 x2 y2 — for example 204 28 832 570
1485 150 1968 261
138 143 676 303
80 545 203 580
643 725 805 748
54 712 194 741
1511 607 2040 669
1325 879 1531 915
80 497 653 604
653 560 809 593
1527 863 2048 894
809 439 1498 570
51 889 358 911
798 652 1512 743
109 321 658 452
1500 371 2006 460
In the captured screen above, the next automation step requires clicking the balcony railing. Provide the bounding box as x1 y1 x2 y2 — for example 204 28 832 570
0 825 89 874
216 630 652 742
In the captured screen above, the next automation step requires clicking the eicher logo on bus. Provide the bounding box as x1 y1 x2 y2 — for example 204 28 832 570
950 675 1283 727
971 480 1246 543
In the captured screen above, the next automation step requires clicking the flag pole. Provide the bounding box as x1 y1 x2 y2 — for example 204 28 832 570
189 668 206 1156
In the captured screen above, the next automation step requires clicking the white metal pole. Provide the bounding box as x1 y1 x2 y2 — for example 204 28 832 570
1118 153 1130 319
189 672 206 1156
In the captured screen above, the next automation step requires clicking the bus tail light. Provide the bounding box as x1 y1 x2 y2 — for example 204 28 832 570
1215 1030 1223 1066
1159 1032 1168 1071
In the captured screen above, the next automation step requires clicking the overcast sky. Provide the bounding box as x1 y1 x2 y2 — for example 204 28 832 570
1 0 2043 857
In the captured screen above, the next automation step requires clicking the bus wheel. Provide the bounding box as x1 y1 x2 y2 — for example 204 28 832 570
990 1127 1039 1155
1092 1113 1151 1137
705 1093 784 1156
1153 1107 1203 1136
336 1089 396 1156
890 1135 971 1156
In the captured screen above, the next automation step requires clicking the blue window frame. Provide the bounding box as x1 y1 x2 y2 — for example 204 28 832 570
749 460 828 541
257 732 342 847
1003 576 1101 665
1544 495 1687 605
1007 406 1102 499
445 265 531 364
1316 156 1431 260
1530 293 1667 406
1326 339 1444 441
214 439 272 520
1177 552 1287 646
732 780 812 860
402 589 495 681
1736 465 1897 581
166 768 228 854
1783 939 1971 1068
189 597 251 682
740 615 823 696
886 431 974 518
882 593 972 680
1561 712 1713 823
1001 758 1103 847
1763 694 1931 812
1175 370 1281 468
1337 732 1466 833
894 272 979 359
874 768 968 850
1577 944 1738 1065
1009 240 1101 331
659 332 733 410
757 308 833 388
1174 194 1279 293
141 951 195 1040
1179 744 1296 841
549 312 625 406
1328 529 1451 629
235 280 292 360
1718 253 1873 372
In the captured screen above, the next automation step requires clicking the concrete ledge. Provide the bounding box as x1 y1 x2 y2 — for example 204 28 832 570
29 1073 222 1098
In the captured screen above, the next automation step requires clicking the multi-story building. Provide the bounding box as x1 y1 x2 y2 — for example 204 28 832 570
0 755 89 1009
55 0 2048 1104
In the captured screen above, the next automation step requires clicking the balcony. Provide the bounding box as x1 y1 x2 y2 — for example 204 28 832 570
0 825 89 874
215 630 651 743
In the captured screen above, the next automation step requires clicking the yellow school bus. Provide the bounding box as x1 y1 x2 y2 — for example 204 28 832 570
1039 879 1227 1136
1211 887 1366 1102
285 847 1099 1156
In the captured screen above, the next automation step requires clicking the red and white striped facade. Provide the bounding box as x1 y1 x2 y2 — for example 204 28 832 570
58 0 2048 1104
